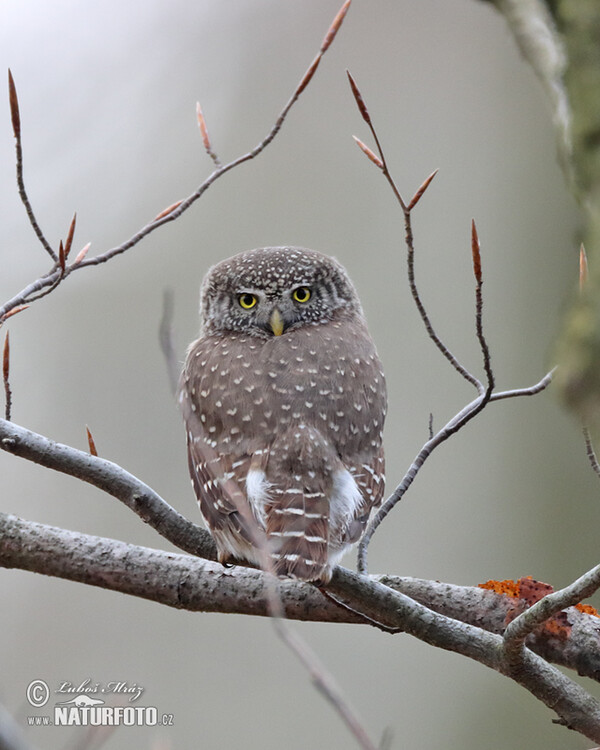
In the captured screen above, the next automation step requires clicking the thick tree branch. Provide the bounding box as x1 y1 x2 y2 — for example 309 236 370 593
2 512 600 741
0 417 215 559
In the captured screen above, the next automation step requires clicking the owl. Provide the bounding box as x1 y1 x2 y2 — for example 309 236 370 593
178 246 386 583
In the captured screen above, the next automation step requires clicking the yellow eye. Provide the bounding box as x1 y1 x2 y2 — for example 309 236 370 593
292 286 311 303
238 293 258 310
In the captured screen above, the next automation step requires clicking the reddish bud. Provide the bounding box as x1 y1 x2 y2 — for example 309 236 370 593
58 241 66 274
296 55 321 97
346 70 371 124
3 331 9 384
8 69 20 139
3 330 10 421
153 200 183 222
471 219 482 284
352 136 383 169
321 0 351 53
407 169 439 210
72 242 91 266
64 212 77 259
1 305 29 323
196 102 212 153
86 425 98 457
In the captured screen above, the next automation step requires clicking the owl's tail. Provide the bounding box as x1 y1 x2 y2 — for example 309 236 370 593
264 425 335 583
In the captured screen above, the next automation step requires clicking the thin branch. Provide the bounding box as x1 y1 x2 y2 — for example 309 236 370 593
358 370 553 573
347 70 484 393
0 417 214 559
8 70 57 262
348 72 553 573
471 220 494 393
159 289 180 398
3 332 11 421
1 0 349 322
583 426 600 479
487 368 555 401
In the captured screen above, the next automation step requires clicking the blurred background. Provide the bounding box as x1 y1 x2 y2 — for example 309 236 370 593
0 1 596 748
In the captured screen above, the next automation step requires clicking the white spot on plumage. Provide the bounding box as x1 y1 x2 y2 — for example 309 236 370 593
246 468 270 526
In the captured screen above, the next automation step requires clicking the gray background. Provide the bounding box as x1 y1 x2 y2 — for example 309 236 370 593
0 1 597 748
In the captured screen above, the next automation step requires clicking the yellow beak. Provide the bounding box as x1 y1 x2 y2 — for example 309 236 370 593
269 308 284 336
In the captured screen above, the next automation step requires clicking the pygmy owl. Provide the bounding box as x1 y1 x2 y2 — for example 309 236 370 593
179 246 386 583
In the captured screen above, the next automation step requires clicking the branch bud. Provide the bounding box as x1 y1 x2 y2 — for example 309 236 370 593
72 242 91 267
8 69 20 139
407 169 438 211
471 219 482 285
321 0 351 53
153 200 183 222
64 212 77 259
352 136 383 169
346 70 371 124
86 425 98 456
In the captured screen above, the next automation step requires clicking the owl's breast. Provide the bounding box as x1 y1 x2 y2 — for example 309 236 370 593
185 318 386 458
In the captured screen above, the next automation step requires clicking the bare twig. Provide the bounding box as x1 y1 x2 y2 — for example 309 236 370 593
159 289 180 398
0 417 213 559
348 72 551 573
583 426 600 479
1 1 349 322
471 220 494 393
357 369 554 574
576 247 600 479
8 70 57 263
347 70 483 392
3 332 11 421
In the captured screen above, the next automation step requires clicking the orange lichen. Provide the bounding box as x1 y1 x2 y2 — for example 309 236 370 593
478 578 521 597
575 602 599 617
478 576 599 636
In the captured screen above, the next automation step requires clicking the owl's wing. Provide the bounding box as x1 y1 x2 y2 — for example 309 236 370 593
179 379 265 564
343 444 386 545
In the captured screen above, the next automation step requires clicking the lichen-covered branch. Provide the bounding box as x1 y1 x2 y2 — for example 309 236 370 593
2 511 600 741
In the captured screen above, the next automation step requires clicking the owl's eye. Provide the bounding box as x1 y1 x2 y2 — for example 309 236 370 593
238 293 258 310
292 286 311 303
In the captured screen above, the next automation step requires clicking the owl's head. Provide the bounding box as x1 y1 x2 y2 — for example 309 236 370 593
199 247 363 337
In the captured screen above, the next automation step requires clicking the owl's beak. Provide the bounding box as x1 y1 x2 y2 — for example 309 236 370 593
269 308 284 336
